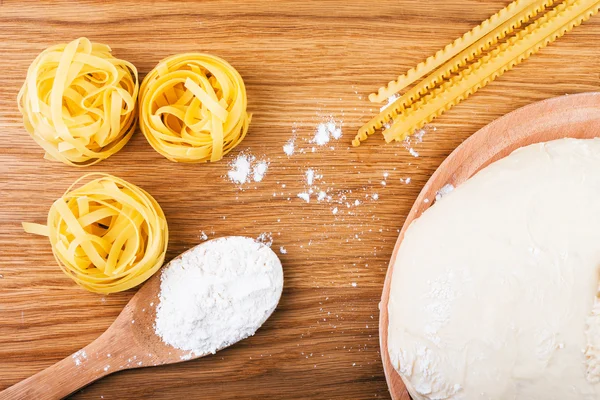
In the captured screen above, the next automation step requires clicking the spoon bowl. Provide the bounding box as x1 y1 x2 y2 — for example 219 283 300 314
0 236 283 400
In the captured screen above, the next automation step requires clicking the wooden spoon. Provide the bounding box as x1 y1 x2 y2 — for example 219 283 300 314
0 237 283 400
379 92 600 400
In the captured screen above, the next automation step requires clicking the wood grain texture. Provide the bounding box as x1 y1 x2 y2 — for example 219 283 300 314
2 243 219 399
0 1 599 399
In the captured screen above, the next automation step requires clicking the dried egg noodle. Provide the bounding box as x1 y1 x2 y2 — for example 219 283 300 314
17 38 139 166
139 53 250 163
22 174 168 294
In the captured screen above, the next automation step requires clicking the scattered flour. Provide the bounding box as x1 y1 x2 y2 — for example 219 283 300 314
227 154 252 184
331 125 343 140
296 168 325 202
408 148 419 158
380 95 399 112
312 119 342 145
381 171 389 187
253 161 269 182
314 124 330 145
306 169 315 185
435 184 455 201
154 237 284 358
279 246 287 254
256 232 274 247
200 231 208 241
298 192 310 203
227 153 269 185
72 350 88 366
414 129 426 143
283 139 295 156
402 128 427 157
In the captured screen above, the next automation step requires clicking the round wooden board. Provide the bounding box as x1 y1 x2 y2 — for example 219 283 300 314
378 92 600 400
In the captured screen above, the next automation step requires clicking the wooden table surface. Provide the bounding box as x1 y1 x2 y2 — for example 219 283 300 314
1 1 599 399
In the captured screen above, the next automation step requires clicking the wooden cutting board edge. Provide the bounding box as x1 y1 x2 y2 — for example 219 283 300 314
378 91 600 400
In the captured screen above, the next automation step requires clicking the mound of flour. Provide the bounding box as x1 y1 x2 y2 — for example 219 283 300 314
154 236 284 357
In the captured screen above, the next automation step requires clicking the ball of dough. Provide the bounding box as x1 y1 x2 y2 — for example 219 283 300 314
388 138 600 399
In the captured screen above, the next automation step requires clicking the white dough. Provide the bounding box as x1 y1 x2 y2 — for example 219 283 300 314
388 138 600 400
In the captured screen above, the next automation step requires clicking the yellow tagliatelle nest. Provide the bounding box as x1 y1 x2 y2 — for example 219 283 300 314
17 37 139 166
23 174 168 294
139 53 250 163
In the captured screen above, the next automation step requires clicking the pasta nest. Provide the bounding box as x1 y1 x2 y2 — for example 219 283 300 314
18 37 139 167
23 174 169 294
139 53 250 163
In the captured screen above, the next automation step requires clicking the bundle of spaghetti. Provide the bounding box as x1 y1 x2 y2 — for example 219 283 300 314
358 0 553 140
17 37 139 166
368 0 551 103
383 0 600 143
355 0 600 147
139 53 251 163
22 174 169 294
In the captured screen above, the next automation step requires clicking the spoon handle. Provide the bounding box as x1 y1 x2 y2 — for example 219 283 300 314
0 331 119 400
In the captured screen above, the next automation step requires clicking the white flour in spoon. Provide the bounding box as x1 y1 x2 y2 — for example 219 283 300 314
154 236 284 357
